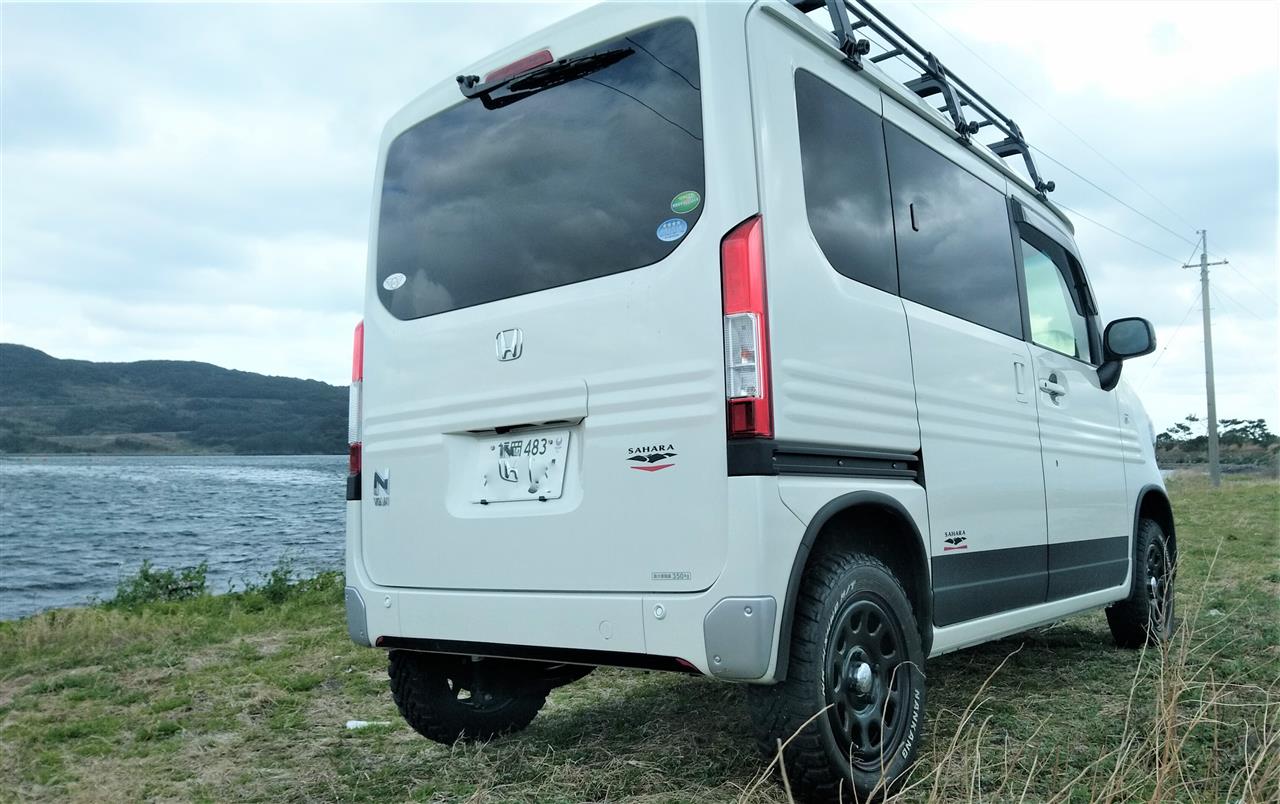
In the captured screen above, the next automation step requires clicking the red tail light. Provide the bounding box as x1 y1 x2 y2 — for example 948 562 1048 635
721 216 772 439
349 321 364 475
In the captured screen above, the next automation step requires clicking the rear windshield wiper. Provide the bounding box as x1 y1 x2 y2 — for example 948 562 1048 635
457 48 634 110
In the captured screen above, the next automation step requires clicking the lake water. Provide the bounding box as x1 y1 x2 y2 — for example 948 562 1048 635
0 455 345 619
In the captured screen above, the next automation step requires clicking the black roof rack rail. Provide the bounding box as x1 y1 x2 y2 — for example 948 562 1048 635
791 0 1055 197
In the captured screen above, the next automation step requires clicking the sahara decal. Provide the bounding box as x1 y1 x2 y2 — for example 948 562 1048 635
627 444 677 472
942 530 967 551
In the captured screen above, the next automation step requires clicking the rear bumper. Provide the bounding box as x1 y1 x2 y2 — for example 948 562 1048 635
343 476 805 681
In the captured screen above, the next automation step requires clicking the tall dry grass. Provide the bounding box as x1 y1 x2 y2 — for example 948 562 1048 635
743 543 1280 803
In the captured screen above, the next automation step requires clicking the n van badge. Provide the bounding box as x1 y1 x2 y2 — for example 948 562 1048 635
373 470 390 507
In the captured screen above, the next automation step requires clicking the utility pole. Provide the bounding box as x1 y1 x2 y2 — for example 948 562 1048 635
1184 230 1228 487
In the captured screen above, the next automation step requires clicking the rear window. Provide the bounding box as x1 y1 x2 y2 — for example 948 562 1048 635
376 20 704 320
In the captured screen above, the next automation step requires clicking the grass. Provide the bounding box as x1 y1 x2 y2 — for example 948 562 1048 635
1 477 1276 802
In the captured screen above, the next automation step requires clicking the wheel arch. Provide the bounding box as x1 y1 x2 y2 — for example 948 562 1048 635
1136 484 1177 559
775 491 932 680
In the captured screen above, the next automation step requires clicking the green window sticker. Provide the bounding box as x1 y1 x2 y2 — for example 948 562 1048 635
670 190 701 214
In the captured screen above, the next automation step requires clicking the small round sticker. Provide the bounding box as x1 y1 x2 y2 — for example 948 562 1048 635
670 190 701 214
656 218 688 242
382 272 406 291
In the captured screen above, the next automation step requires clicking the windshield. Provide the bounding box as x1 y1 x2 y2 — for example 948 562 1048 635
375 19 704 320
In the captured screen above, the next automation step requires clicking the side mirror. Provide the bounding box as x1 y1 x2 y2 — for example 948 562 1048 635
1104 317 1157 360
1098 317 1157 391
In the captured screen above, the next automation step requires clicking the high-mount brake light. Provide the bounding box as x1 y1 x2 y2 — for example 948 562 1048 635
484 49 554 84
721 216 772 439
349 321 364 475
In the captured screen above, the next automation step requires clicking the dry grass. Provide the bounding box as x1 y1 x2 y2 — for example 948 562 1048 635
1 476 1276 802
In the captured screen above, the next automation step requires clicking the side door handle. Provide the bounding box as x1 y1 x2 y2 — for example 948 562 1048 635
1038 373 1067 399
1013 356 1030 403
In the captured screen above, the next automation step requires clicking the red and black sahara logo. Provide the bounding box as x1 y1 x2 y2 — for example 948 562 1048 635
627 444 677 472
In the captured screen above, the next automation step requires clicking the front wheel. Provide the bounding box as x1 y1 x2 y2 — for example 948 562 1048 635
748 552 926 801
1106 518 1175 648
388 651 549 744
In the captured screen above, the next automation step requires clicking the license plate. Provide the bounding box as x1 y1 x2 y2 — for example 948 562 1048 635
471 430 571 503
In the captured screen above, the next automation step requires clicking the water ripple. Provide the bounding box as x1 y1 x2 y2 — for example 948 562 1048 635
0 455 345 619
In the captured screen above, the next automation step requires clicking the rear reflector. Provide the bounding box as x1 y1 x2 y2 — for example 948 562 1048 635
484 49 554 84
349 321 364 475
721 217 772 439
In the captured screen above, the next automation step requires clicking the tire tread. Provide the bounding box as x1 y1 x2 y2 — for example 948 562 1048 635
748 551 922 802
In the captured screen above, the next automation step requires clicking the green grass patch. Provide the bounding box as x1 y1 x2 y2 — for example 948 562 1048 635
0 478 1276 802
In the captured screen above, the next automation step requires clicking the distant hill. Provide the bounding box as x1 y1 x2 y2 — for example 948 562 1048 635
0 344 346 455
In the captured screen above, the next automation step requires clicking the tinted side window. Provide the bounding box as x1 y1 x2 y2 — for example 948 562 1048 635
794 70 898 294
884 125 1022 338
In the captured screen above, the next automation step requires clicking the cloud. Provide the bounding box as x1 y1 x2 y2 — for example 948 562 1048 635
2 1 589 383
1 1 1276 430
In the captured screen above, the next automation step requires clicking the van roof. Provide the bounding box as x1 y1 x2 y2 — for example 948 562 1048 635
401 0 1074 237
777 0 1074 233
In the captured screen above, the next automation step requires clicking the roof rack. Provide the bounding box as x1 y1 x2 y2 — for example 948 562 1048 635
791 0 1055 197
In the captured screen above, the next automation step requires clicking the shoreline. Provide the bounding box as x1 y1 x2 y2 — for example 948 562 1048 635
0 452 345 458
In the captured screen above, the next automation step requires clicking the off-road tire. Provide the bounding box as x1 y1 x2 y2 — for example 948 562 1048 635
748 552 926 802
1106 518 1175 648
388 651 548 744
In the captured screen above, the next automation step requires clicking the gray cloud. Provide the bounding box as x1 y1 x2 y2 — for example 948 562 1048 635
1 0 1275 430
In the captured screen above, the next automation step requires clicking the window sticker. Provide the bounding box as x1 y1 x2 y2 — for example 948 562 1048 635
382 272 407 291
670 190 701 214
656 218 688 242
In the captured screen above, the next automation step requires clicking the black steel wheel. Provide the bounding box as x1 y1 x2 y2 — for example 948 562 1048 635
389 651 549 744
826 595 912 773
748 551 926 802
1107 518 1176 648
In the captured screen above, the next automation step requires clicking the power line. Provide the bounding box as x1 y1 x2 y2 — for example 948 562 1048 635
845 0 1272 316
907 2 1199 232
1224 262 1279 308
580 78 701 142
1212 283 1267 321
854 29 1212 262
1137 287 1202 390
1053 202 1187 263
1028 147 1198 247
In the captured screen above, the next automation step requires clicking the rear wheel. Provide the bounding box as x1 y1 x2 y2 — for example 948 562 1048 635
1106 518 1175 648
748 552 926 801
388 652 550 744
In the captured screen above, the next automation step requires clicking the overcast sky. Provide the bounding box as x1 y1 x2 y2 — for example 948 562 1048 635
2 0 1276 430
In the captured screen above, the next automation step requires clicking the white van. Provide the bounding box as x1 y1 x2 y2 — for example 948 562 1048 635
344 0 1175 797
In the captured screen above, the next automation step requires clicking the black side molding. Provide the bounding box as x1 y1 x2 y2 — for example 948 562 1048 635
931 535 1131 627
1047 536 1128 601
728 439 922 483
932 544 1046 626
346 472 361 501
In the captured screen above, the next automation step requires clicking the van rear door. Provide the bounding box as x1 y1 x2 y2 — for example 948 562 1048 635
359 13 750 595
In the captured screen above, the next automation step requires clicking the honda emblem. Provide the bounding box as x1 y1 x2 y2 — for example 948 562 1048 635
495 328 523 361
